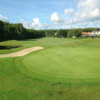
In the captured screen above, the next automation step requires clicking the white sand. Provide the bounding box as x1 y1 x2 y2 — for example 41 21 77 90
0 46 44 58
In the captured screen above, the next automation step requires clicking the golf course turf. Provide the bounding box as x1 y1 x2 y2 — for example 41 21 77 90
16 47 100 82
1 38 100 100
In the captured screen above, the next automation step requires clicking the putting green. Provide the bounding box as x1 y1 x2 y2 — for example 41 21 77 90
16 47 100 82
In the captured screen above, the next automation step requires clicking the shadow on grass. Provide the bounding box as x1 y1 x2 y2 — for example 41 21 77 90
21 37 44 41
0 45 22 50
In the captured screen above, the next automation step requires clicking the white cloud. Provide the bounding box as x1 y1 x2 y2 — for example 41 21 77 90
32 18 44 29
78 0 100 9
33 18 40 24
64 0 100 28
65 8 74 16
21 18 48 30
51 12 65 24
0 14 9 22
50 0 100 28
21 17 68 30
2 0 100 29
76 0 100 22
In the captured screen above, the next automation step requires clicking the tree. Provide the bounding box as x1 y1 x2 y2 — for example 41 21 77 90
68 29 82 37
56 29 68 38
0 20 99 41
0 21 5 41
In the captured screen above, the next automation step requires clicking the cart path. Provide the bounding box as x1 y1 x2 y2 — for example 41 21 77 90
0 46 44 58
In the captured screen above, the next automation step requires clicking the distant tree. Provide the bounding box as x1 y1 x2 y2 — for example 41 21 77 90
13 23 25 40
45 30 57 37
0 21 5 41
68 29 82 37
82 28 98 32
56 29 68 38
0 20 99 41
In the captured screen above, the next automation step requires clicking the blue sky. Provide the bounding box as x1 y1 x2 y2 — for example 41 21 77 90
0 0 100 29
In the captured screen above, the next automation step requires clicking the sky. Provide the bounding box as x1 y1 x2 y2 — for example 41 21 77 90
0 0 100 29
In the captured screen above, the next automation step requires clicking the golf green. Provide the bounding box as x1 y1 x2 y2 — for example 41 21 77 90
1 38 100 100
16 47 100 82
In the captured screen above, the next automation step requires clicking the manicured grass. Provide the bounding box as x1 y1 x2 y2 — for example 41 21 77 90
1 38 100 100
0 37 99 54
16 47 100 82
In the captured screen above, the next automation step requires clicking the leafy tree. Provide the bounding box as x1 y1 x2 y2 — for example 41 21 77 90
0 20 99 41
0 21 5 41
45 30 57 37
56 29 68 38
68 29 82 37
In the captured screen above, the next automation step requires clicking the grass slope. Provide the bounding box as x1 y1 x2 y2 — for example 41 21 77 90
16 47 100 82
1 38 100 100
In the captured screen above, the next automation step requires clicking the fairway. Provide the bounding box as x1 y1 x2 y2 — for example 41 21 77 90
0 0 100 98
1 38 100 100
16 47 100 82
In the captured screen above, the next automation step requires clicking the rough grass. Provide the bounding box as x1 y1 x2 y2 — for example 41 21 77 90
1 38 100 100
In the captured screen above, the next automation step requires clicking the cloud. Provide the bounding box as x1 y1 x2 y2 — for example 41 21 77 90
33 18 40 24
21 17 69 30
65 8 74 16
21 18 47 30
2 0 100 30
63 0 100 28
50 0 100 28
76 0 100 22
51 12 65 24
50 0 100 29
32 18 44 29
0 14 9 22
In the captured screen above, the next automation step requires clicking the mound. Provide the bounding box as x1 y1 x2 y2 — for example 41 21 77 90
15 47 100 82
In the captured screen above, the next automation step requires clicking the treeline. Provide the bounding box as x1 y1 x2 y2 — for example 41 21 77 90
0 20 99 41
0 21 45 41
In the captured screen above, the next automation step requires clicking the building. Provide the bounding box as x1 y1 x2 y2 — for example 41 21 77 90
81 32 92 35
92 29 100 35
81 29 100 38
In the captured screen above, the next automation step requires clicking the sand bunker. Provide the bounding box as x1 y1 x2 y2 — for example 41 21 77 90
0 46 44 58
